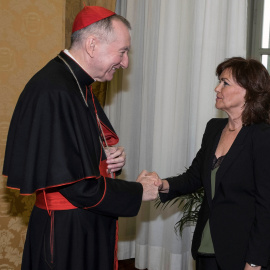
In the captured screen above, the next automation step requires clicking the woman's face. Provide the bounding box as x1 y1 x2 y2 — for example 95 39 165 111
215 69 246 115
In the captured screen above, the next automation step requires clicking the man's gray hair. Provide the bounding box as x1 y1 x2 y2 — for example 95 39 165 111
70 14 131 48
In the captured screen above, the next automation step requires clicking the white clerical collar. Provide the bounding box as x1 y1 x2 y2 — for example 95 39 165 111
63 49 96 81
63 49 80 65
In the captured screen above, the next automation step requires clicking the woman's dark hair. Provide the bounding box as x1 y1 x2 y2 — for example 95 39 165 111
216 57 270 125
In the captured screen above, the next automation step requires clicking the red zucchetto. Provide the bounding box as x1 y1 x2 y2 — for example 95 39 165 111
72 6 116 33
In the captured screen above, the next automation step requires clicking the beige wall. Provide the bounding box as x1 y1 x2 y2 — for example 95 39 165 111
0 0 65 268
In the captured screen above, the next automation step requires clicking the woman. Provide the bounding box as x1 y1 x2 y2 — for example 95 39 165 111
158 57 270 270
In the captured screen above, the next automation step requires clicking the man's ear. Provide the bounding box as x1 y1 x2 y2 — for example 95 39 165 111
86 36 96 57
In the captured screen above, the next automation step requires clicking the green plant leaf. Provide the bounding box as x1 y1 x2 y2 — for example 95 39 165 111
155 188 204 236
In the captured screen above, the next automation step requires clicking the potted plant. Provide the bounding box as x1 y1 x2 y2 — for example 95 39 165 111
155 188 204 235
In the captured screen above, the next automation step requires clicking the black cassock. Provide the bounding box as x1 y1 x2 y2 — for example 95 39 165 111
3 51 142 270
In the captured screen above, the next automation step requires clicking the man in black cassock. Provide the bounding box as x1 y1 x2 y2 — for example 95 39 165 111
3 6 159 270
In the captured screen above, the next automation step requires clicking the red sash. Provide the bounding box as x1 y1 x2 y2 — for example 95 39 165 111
35 188 77 211
34 159 118 269
35 159 112 211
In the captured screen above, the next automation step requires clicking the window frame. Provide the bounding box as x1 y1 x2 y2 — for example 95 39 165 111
247 0 270 70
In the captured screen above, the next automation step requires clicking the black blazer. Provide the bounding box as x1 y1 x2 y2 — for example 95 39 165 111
160 118 270 270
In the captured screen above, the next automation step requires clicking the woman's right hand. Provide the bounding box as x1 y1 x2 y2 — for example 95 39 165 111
158 179 170 193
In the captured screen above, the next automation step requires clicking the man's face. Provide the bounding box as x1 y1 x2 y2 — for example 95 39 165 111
92 20 131 82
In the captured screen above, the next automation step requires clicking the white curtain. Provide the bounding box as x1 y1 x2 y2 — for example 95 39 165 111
105 0 247 269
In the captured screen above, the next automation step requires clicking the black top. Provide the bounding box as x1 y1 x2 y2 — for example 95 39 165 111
160 118 270 269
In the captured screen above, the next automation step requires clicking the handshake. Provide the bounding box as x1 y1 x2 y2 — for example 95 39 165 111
105 147 168 200
136 170 163 201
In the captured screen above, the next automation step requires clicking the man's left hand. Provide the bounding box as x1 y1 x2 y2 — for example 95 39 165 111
106 146 126 173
